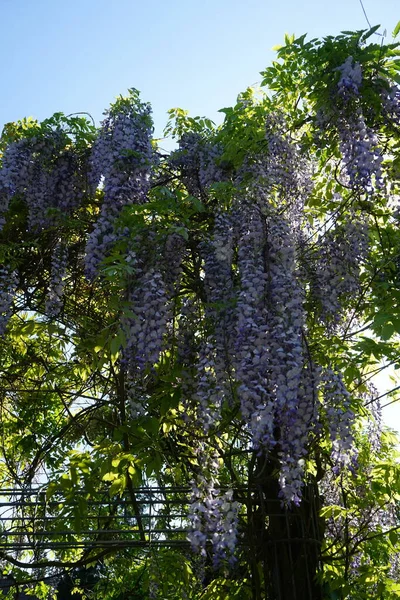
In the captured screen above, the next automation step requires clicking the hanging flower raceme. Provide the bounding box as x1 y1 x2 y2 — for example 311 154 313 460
169 132 226 197
335 56 362 97
0 186 7 231
364 384 383 455
277 365 319 505
0 132 89 232
121 257 171 419
192 339 223 433
29 137 87 231
264 114 313 213
311 217 369 328
45 243 68 318
51 149 88 215
233 201 275 450
337 112 383 191
123 265 170 375
201 210 237 397
85 95 154 279
264 215 318 504
0 138 33 229
331 57 383 191
24 133 66 231
321 369 357 473
381 83 400 127
188 446 239 566
182 225 239 559
162 231 187 296
0 266 18 336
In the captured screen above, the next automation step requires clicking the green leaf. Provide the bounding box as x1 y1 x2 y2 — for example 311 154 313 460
389 530 399 546
102 472 117 482
320 505 348 520
109 476 126 497
381 323 395 340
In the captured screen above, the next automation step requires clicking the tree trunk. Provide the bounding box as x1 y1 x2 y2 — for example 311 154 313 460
248 459 325 600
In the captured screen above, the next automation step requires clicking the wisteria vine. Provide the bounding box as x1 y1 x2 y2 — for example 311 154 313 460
0 47 399 580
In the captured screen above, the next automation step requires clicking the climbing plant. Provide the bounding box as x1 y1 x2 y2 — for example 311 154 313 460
1 25 400 599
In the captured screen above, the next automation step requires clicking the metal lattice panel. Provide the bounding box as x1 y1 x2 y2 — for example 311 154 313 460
0 486 192 553
0 485 324 599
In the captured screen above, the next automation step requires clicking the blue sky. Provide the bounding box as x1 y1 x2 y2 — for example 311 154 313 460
1 0 399 139
1 0 399 432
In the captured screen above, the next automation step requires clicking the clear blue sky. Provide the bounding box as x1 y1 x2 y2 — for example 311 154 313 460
1 0 399 432
0 0 398 139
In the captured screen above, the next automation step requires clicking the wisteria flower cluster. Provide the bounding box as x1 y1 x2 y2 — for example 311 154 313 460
0 138 33 228
264 114 313 212
0 131 88 232
85 96 154 279
321 369 357 472
201 210 237 395
0 266 17 336
162 231 187 296
192 339 223 433
334 57 383 191
311 218 369 327
265 215 319 504
45 243 68 318
123 267 170 374
335 56 362 97
188 447 239 566
169 133 226 196
381 84 400 127
233 202 274 450
337 112 383 191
